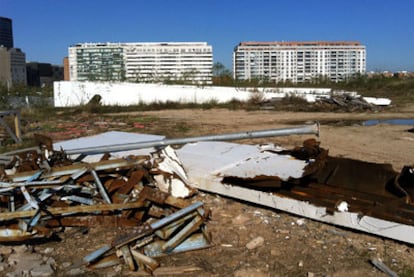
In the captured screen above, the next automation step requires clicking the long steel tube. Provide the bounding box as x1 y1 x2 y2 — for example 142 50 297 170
65 123 320 155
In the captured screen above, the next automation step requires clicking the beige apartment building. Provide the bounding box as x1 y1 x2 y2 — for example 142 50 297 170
233 41 366 83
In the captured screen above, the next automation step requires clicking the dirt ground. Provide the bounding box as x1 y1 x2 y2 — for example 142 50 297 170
15 107 414 276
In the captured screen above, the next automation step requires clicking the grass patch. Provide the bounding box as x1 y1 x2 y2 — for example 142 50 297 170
173 122 191 134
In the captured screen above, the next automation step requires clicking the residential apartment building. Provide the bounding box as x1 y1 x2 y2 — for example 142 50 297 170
68 43 124 81
68 42 213 84
233 41 366 83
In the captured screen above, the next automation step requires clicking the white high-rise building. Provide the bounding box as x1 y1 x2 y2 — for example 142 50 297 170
233 41 366 83
68 42 213 84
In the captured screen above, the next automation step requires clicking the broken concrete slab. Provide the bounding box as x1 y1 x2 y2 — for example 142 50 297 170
175 140 414 244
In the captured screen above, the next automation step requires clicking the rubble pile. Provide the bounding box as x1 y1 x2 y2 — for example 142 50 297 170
317 94 376 111
0 123 412 275
0 140 210 274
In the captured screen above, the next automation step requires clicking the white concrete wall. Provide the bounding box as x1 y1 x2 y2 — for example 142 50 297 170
53 81 337 107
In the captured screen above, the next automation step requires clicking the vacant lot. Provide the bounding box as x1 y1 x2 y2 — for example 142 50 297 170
4 105 414 276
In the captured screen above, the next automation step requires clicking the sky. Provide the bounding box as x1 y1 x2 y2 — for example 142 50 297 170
2 0 414 72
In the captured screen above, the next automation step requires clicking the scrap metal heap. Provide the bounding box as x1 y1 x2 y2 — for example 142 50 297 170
221 138 414 224
0 139 210 273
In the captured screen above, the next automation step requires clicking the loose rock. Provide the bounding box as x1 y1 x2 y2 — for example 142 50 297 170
246 236 264 250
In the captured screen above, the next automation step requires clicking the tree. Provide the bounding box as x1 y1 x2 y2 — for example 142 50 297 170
213 62 231 77
212 62 233 86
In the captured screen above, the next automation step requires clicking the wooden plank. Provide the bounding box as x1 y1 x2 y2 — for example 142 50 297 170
0 200 145 221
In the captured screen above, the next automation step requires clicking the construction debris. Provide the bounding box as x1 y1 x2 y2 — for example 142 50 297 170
0 133 211 273
0 124 412 274
316 94 385 111
84 201 210 273
0 110 22 144
50 129 414 244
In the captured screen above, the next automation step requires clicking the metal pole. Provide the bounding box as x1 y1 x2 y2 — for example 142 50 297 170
65 123 320 155
150 201 204 230
91 170 112 204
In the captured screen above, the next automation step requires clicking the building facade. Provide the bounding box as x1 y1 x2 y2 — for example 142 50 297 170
68 42 213 84
0 46 26 87
10 48 27 85
0 16 27 88
26 62 63 87
0 16 13 48
68 43 124 81
233 41 366 83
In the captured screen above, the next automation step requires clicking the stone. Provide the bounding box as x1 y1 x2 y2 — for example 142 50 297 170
270 249 279 256
246 236 264 250
8 252 43 272
66 267 86 276
0 247 13 256
12 245 31 254
232 214 251 225
30 263 55 277
8 252 43 265
45 257 56 269
6 271 21 277
61 262 72 268
42 248 54 254
0 262 8 271
234 268 270 277
296 218 306 226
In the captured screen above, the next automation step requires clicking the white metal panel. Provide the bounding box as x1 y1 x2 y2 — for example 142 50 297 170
54 131 164 162
177 141 307 180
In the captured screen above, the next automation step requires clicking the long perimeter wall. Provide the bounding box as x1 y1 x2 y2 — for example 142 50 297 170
53 81 336 107
57 81 393 108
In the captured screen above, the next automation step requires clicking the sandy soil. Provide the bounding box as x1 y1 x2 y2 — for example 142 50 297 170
15 108 414 276
139 109 414 171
